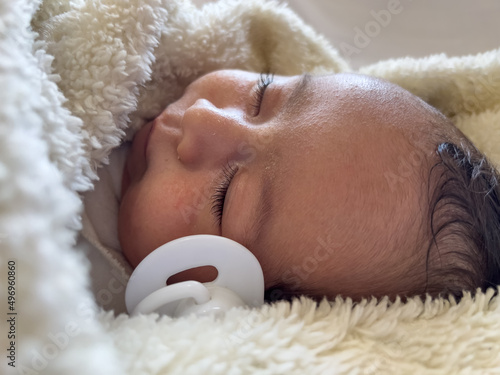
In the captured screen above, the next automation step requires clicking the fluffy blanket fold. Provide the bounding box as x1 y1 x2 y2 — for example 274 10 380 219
1 0 500 374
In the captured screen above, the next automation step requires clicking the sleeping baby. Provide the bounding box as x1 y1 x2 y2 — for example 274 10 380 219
115 69 500 302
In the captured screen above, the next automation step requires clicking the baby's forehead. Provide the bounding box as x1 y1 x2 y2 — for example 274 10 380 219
310 73 432 117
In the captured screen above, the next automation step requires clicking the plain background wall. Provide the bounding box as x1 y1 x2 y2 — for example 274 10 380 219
192 0 500 69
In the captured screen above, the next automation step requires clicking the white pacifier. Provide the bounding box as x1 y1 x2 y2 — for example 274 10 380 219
125 235 265 318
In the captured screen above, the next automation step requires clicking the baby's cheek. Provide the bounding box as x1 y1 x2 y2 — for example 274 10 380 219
119 175 217 267
173 182 213 228
119 183 181 266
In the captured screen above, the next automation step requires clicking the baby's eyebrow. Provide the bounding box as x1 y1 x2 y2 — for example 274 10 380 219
284 73 312 110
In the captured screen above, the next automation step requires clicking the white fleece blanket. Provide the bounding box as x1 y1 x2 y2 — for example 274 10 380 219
1 0 500 374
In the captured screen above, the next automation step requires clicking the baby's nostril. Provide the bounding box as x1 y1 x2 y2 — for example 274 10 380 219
166 265 218 285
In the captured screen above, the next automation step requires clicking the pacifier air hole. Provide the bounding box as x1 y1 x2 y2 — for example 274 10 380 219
166 265 218 285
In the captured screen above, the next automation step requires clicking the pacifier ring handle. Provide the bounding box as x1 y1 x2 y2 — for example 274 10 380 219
132 281 210 315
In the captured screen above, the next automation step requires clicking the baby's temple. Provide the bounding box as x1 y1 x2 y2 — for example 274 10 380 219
2 0 500 373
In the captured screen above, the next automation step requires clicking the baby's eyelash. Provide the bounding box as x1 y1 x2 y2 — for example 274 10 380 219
251 72 274 116
210 163 239 226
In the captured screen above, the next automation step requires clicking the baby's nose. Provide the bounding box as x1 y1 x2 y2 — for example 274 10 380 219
177 98 249 168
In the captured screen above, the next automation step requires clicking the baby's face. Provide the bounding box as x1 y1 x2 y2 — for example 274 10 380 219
119 70 437 299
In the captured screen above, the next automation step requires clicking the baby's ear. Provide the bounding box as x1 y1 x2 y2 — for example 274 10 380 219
359 49 500 118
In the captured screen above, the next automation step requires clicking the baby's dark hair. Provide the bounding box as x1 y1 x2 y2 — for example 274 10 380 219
424 136 500 299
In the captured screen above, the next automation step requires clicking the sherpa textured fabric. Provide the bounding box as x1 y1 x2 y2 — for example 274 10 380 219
1 0 499 374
